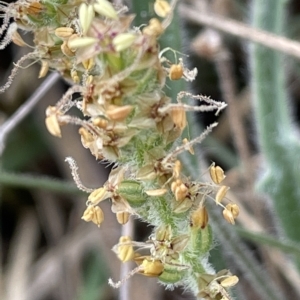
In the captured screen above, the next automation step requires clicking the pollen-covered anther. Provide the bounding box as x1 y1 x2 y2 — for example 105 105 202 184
116 236 135 262
140 259 164 277
55 27 74 39
88 187 108 205
191 206 209 229
61 40 75 57
71 70 80 83
11 30 27 47
182 138 195 155
215 185 229 204
145 189 167 196
78 127 94 145
171 179 188 201
79 3 95 35
154 0 171 18
173 160 181 178
112 33 137 52
81 205 104 227
106 105 133 121
86 75 94 85
222 208 235 225
93 0 118 19
94 206 104 227
143 18 164 36
169 64 184 80
209 163 226 184
171 107 187 130
226 203 239 219
220 275 239 288
45 106 61 138
67 37 97 51
82 58 94 70
92 117 108 129
116 212 130 225
38 60 49 78
176 184 188 201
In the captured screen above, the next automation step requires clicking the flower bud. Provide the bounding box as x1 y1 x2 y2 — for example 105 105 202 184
159 264 187 284
117 180 146 207
190 224 213 254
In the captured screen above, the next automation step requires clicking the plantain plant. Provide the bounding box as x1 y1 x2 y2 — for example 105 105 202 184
0 0 240 299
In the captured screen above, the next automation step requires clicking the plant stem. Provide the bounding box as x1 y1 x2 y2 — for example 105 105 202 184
179 4 300 60
0 72 60 156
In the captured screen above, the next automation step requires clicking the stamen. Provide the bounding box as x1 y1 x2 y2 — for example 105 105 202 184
0 52 36 93
53 86 84 114
108 265 143 288
65 157 95 193
162 122 218 163
0 22 17 50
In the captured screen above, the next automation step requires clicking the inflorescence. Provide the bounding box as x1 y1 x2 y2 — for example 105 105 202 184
0 0 239 298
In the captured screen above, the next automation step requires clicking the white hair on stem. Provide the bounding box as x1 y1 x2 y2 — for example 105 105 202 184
0 52 37 93
65 157 95 193
162 122 218 164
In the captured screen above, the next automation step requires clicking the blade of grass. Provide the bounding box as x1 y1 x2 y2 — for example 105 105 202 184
0 171 86 196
